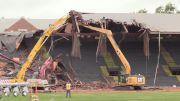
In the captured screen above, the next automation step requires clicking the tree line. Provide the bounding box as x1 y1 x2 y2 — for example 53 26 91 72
138 2 180 14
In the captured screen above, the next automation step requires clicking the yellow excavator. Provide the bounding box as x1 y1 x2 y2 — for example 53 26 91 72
81 24 145 89
0 15 70 96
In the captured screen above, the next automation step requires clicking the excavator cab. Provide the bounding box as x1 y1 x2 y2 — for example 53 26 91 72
108 68 145 89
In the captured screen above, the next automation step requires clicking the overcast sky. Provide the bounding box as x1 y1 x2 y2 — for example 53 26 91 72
0 0 180 19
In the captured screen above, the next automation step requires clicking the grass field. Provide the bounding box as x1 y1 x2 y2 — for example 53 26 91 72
0 91 180 101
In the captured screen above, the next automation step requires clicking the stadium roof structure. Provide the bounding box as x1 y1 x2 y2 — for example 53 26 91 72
82 13 180 34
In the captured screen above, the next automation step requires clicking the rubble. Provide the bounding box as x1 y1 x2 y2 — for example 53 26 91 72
0 61 7 68
73 81 109 90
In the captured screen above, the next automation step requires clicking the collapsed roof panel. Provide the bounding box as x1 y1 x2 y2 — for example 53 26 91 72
0 35 17 52
0 31 36 52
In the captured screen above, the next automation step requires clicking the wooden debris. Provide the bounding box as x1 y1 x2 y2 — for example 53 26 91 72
143 30 150 57
71 11 81 59
96 34 107 58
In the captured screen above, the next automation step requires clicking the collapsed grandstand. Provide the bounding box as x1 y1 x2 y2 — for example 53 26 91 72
0 12 180 90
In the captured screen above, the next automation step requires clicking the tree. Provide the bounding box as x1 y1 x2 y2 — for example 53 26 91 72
155 2 179 14
138 9 147 13
155 6 164 13
164 2 176 13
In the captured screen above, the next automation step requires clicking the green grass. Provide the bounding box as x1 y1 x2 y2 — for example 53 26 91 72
0 91 180 101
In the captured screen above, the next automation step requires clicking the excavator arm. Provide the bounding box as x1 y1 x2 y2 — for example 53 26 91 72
81 25 131 75
15 15 70 82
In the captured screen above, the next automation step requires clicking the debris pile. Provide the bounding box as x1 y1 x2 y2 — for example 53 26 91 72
80 81 109 90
